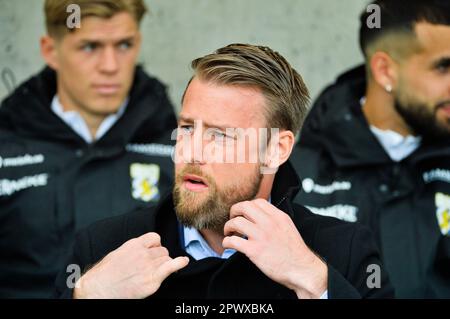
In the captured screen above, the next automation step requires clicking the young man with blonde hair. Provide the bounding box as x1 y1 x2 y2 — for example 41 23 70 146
0 0 176 298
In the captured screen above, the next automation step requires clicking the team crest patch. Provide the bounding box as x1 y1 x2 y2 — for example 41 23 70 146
435 192 450 236
130 163 160 202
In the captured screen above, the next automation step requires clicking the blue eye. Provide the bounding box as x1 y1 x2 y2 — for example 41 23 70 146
437 65 449 74
118 42 132 51
433 58 450 75
81 43 97 52
214 131 226 138
212 130 235 141
179 125 194 134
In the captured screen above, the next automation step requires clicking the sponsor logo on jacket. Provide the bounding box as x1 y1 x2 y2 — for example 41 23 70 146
306 204 358 223
130 163 160 202
424 169 450 184
126 143 174 157
435 192 450 236
0 174 49 197
0 154 45 169
302 178 352 194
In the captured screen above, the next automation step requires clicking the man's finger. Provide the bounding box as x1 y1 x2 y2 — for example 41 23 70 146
156 256 190 280
252 198 282 217
139 232 161 248
147 246 169 259
230 201 270 224
151 255 172 268
224 216 257 238
222 235 250 256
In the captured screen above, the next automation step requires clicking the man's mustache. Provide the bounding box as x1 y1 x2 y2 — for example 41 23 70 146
435 100 450 111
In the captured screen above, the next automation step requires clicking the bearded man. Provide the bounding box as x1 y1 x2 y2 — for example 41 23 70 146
55 44 394 299
291 0 450 298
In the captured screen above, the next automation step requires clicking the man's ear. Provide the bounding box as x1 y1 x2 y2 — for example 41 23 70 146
40 35 59 71
262 130 295 174
369 51 399 92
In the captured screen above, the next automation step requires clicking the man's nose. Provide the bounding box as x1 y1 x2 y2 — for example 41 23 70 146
176 125 206 164
190 126 205 164
98 47 119 74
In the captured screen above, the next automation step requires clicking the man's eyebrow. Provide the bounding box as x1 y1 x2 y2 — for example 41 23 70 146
114 36 136 43
178 115 234 130
78 36 136 45
431 56 450 69
79 39 101 45
178 115 194 124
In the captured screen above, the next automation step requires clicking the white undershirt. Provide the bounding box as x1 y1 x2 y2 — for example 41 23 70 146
51 95 128 144
369 126 421 162
360 97 421 162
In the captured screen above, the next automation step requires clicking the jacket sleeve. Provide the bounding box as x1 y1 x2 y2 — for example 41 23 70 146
53 210 146 299
54 229 94 299
328 224 395 299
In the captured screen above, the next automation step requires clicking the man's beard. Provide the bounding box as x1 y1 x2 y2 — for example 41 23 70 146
394 97 450 141
173 165 262 234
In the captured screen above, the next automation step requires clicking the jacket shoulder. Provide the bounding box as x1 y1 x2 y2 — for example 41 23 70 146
293 202 366 253
293 202 351 229
79 206 157 263
292 202 359 257
292 203 394 298
55 207 157 298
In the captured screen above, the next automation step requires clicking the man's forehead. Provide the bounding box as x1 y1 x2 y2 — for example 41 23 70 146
178 108 264 130
68 12 139 41
180 78 267 128
415 22 450 54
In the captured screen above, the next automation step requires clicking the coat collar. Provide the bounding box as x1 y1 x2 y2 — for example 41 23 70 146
149 162 302 298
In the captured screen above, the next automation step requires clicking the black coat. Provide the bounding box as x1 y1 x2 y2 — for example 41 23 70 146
55 161 394 299
291 65 450 298
0 66 177 298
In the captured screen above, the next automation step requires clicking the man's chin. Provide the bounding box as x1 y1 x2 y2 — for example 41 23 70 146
180 186 210 199
89 97 127 114
437 111 450 128
182 183 210 194
180 198 210 213
429 116 450 139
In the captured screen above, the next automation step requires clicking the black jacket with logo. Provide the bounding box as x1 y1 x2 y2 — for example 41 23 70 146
0 66 177 298
55 161 394 299
290 65 450 298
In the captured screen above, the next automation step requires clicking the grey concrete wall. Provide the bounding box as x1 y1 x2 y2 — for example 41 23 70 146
0 0 368 112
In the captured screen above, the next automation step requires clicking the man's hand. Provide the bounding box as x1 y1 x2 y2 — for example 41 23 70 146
73 232 189 299
222 199 327 299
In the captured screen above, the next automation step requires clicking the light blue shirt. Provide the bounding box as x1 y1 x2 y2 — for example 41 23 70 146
183 226 236 260
51 95 128 144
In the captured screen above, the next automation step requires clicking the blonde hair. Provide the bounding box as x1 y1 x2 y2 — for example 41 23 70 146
44 0 147 38
190 43 310 135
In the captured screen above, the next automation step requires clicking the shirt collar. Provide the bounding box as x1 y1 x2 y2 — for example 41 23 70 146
183 226 237 260
51 95 128 143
